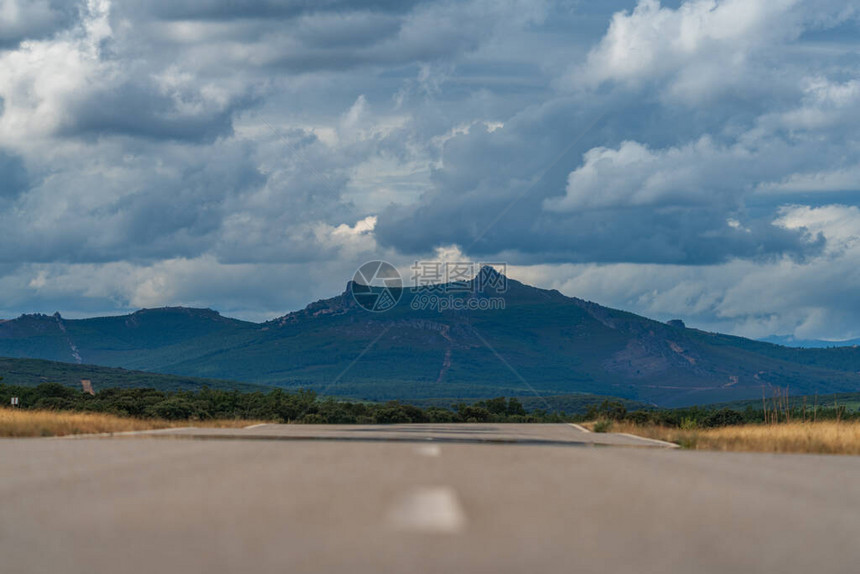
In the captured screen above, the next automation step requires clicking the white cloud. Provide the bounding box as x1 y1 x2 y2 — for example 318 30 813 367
545 138 752 211
576 0 855 105
509 204 860 340
759 167 860 194
766 77 860 133
0 11 105 144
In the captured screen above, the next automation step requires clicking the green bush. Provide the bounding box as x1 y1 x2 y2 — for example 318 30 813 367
626 410 653 425
144 397 197 420
593 419 613 433
373 407 413 424
587 400 627 421
457 405 492 423
299 413 326 424
34 397 74 411
680 417 698 430
703 408 745 428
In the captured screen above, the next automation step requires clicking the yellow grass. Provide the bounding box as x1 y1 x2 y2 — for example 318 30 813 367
0 408 269 438
589 420 860 455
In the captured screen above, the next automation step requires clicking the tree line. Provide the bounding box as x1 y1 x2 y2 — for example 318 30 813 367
2 379 856 426
587 399 858 428
0 381 566 423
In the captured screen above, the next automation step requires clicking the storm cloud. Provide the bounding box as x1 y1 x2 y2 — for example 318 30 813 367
1 0 860 340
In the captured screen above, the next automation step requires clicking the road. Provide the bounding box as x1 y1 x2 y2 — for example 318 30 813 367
1 423 858 574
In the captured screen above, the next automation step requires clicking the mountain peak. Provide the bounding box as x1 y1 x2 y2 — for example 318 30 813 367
478 264 504 278
475 265 508 286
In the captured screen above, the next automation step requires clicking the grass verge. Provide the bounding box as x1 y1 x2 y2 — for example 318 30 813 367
0 408 269 438
586 420 860 454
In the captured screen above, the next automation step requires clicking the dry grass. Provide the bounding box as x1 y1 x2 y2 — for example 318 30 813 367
0 408 270 438
586 420 860 455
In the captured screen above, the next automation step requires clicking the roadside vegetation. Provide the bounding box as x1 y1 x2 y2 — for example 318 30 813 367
586 396 860 454
589 419 860 455
0 380 568 430
4 378 860 453
0 409 265 438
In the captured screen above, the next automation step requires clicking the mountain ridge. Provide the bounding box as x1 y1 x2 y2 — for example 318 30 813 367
3 273 860 407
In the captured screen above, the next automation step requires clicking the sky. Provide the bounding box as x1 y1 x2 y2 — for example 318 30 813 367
1 0 860 341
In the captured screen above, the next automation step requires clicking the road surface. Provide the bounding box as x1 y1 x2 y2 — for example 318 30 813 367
0 423 858 574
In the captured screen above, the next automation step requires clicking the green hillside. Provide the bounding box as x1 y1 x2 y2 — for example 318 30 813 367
0 357 644 415
0 357 270 393
4 270 860 407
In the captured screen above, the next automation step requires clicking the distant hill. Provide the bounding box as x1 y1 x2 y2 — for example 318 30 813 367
0 357 270 393
4 270 860 407
759 335 860 349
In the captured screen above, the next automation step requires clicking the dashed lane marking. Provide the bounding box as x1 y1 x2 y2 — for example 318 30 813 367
386 486 466 534
415 444 441 457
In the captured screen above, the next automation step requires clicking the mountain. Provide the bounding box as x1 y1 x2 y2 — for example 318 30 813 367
0 355 650 414
0 357 271 393
759 335 860 349
3 270 860 407
0 307 259 369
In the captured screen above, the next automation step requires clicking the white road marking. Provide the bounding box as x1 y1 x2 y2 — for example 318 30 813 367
616 432 680 448
243 423 271 430
415 445 441 457
568 423 591 433
386 486 466 534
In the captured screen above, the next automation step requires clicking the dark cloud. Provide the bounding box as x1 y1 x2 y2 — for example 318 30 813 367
123 0 429 22
0 150 28 199
0 0 78 50
373 94 828 264
0 139 267 264
59 80 255 143
376 193 825 266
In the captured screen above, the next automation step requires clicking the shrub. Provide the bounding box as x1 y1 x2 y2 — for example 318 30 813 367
626 410 653 425
299 413 326 424
373 407 413 424
680 417 698 430
482 397 509 415
507 398 527 416
34 397 74 411
593 419 613 433
425 408 456 423
703 408 745 428
596 400 627 421
144 397 197 420
457 406 491 423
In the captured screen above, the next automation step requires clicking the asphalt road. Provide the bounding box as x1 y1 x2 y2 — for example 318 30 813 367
1 423 858 574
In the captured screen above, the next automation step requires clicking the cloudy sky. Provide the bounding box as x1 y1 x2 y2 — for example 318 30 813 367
1 0 859 341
